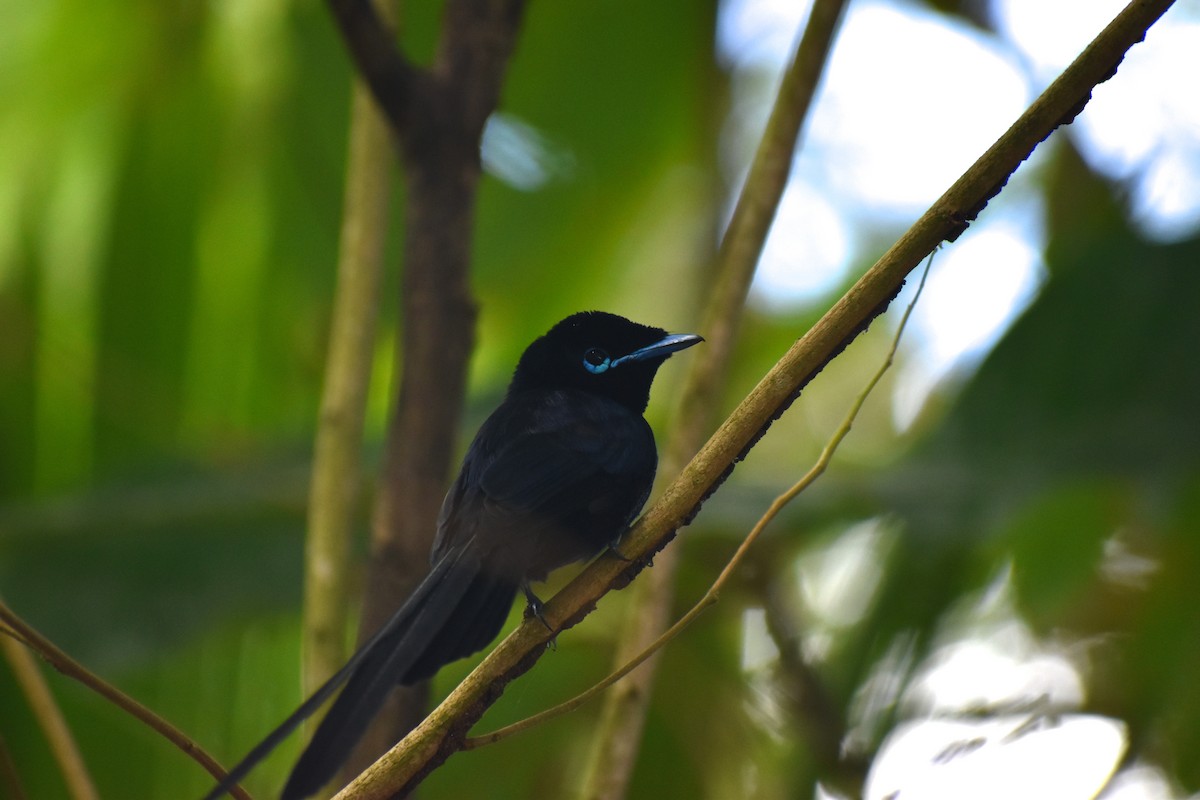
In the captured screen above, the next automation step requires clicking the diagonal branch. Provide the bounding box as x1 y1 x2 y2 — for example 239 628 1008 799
327 1 1176 796
324 0 418 134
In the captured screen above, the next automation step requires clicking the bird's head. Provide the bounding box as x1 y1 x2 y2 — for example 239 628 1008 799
508 311 703 413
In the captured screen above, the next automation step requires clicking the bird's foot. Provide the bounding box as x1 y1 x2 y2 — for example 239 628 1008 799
522 585 554 632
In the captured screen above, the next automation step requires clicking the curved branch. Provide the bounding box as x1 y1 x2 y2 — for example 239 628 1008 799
333 1 1176 796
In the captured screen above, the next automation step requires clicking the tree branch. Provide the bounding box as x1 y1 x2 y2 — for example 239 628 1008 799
323 0 417 134
342 0 529 782
328 1 1176 796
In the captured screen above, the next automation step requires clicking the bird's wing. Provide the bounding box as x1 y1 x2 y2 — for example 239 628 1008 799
433 390 656 560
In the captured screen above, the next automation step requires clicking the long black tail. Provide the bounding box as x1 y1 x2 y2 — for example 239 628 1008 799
202 542 517 800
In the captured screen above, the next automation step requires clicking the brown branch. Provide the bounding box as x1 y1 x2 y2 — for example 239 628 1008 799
578 1 851 796
341 0 529 782
326 1 1175 796
0 601 252 800
323 0 417 134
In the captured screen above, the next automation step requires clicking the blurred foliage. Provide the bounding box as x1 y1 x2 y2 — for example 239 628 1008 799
1 0 1198 799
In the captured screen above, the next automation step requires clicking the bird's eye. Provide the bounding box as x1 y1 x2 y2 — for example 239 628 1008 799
582 347 610 374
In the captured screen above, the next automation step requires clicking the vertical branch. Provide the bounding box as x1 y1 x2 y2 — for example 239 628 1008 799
302 0 399 705
331 0 529 782
576 1 850 797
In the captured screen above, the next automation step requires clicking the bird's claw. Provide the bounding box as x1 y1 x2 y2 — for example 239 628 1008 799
523 585 554 632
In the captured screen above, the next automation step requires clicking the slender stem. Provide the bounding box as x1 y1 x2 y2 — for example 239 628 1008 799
323 0 417 133
345 0 527 779
0 601 253 800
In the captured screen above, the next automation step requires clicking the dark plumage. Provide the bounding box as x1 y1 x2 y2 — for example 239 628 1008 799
203 311 701 800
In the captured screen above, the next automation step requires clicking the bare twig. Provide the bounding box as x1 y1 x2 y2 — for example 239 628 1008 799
0 601 253 800
323 0 417 133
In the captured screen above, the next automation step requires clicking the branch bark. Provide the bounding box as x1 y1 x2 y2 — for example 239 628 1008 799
328 1 1176 796
324 0 418 134
321 0 530 783
577 2 850 797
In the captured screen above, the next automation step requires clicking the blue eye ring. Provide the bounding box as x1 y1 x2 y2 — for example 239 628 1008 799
583 347 611 374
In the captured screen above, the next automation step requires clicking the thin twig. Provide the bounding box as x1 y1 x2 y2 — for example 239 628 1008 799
0 601 253 800
465 254 933 750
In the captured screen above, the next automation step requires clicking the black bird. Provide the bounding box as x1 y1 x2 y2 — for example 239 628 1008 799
204 311 702 800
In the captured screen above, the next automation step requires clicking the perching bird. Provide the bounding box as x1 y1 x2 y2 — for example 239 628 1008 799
203 311 702 800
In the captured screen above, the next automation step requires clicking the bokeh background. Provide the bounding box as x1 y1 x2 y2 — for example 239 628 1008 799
2 0 1199 797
